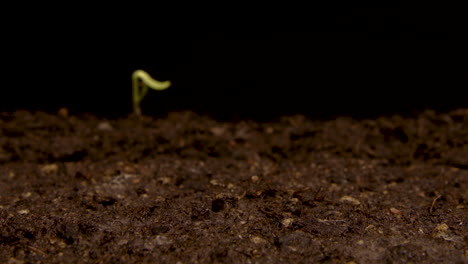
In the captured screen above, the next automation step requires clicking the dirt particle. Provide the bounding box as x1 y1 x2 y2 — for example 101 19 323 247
210 179 224 186
340 195 361 205
17 209 30 215
389 207 403 216
281 218 294 228
277 231 315 253
96 121 113 131
251 175 260 182
211 198 225 212
158 177 173 184
383 244 426 263
432 223 463 242
55 223 78 245
209 126 225 136
40 164 59 174
8 257 24 264
57 107 68 118
434 223 449 233
150 225 170 235
153 235 172 246
74 171 89 181
250 236 267 244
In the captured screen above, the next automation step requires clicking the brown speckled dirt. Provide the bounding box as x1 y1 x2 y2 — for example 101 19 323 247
0 109 467 263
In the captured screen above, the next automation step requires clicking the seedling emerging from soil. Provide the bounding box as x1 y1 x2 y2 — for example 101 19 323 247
132 70 171 116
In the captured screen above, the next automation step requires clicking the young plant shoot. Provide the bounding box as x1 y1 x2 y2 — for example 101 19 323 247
132 70 171 116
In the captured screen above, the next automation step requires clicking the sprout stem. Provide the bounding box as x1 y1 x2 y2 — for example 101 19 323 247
132 70 171 116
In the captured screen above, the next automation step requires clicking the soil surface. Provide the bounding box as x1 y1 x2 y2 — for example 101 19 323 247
0 109 467 263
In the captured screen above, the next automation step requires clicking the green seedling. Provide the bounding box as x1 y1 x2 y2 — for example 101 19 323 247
132 69 171 116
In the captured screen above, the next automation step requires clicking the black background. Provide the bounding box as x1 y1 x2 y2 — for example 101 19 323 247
1 8 463 121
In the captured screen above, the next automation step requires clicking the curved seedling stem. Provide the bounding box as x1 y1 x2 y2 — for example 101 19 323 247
132 70 171 116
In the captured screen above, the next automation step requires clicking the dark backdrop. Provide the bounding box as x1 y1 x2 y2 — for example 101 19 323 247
2 9 463 120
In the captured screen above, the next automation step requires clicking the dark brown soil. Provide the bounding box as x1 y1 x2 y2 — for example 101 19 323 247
1 109 467 263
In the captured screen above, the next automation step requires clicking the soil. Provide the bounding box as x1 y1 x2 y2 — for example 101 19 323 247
0 109 467 263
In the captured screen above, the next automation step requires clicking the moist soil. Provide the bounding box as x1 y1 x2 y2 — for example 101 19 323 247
0 109 467 263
